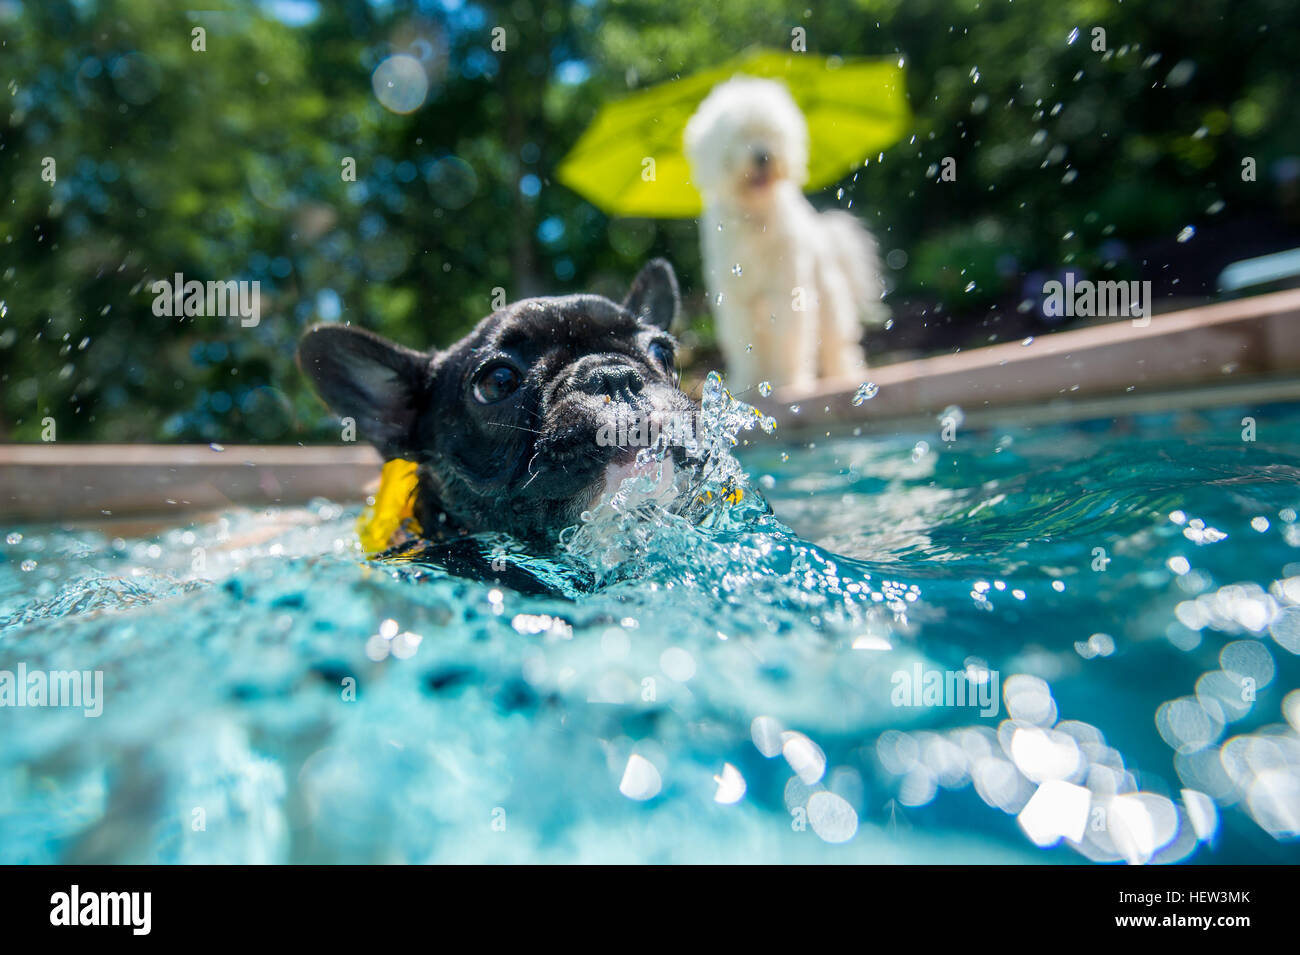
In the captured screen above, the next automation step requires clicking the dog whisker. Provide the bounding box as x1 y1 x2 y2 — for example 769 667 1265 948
519 451 543 492
485 421 545 435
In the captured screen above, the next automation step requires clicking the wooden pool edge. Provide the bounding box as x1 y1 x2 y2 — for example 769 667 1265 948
0 444 383 526
758 287 1300 436
4 288 1300 523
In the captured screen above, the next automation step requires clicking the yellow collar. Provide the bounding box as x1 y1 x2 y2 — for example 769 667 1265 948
358 458 423 555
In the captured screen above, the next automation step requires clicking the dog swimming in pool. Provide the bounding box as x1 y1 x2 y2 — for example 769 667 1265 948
297 260 699 571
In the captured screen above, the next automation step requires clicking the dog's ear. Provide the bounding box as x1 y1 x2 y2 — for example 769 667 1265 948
297 325 430 459
623 258 680 331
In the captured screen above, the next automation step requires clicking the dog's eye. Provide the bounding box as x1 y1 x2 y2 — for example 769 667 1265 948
473 362 521 404
647 341 674 369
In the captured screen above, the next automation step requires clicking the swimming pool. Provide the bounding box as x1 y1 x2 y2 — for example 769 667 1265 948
2 391 1299 863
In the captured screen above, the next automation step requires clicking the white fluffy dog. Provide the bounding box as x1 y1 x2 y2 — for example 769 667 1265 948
685 76 887 392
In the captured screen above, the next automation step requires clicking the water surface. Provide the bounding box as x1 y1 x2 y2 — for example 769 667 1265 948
2 396 1299 863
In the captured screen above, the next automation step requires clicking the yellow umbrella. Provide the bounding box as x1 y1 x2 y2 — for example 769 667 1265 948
556 48 911 219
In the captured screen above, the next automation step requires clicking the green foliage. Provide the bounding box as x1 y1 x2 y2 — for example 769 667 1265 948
1 0 1297 441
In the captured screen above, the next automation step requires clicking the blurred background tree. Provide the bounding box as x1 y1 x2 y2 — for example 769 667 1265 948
2 0 1298 442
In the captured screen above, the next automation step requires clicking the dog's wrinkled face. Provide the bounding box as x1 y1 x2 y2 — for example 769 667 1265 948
684 76 809 208
297 259 695 543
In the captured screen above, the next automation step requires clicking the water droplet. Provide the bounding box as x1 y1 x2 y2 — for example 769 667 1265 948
852 382 879 405
209 442 225 452
20 559 37 572
758 381 772 397
6 532 22 545
1177 225 1196 243
1067 27 1080 45
1022 336 1035 346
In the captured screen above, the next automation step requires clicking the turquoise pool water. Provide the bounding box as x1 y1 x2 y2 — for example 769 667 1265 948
2 389 1299 863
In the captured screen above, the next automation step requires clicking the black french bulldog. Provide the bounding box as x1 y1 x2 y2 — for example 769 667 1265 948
297 259 696 551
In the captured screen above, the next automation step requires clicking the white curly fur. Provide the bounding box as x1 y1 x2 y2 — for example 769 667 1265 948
685 76 888 392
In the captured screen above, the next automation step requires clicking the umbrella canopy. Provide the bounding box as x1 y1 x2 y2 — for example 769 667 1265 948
556 48 911 219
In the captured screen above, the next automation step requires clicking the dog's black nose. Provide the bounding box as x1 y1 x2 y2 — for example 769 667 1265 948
753 149 770 169
576 362 644 401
